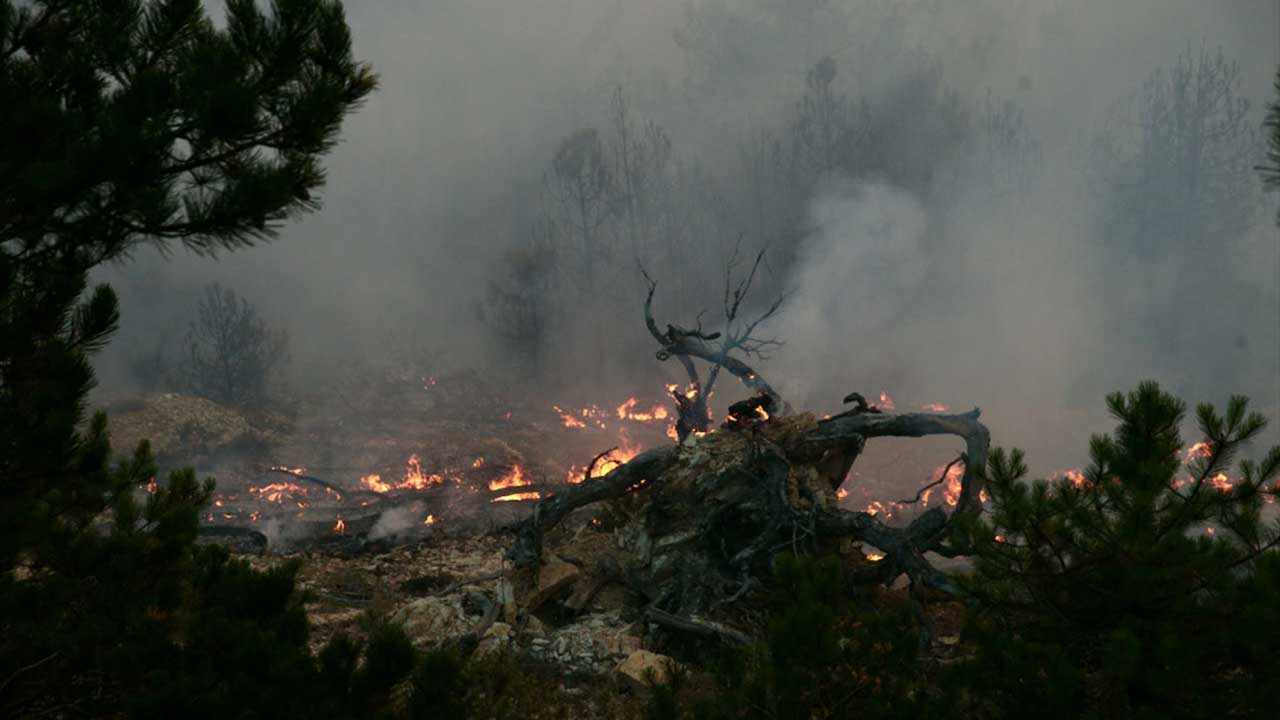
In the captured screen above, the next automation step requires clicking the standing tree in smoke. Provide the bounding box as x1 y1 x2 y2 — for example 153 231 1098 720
182 283 290 405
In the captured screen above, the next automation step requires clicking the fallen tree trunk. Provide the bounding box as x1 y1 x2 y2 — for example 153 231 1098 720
505 403 990 642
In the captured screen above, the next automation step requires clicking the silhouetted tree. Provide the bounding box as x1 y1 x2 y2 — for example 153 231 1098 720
181 283 289 405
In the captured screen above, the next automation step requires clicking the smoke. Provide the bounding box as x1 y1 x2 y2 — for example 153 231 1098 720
368 503 430 543
89 0 1280 470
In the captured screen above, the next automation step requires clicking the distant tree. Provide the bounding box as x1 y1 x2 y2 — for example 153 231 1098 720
545 128 616 293
1087 45 1260 255
0 1 376 714
480 234 559 380
950 381 1280 718
182 283 289 405
1261 66 1280 224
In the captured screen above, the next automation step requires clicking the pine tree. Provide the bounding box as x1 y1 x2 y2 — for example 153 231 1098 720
951 381 1280 718
0 2 380 714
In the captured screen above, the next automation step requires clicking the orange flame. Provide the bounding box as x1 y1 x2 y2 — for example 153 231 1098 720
424 514 436 526
249 482 307 503
921 402 947 412
333 517 345 534
878 392 896 411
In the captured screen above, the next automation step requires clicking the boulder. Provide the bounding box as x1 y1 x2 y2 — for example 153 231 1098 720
390 597 470 646
474 622 513 658
615 650 678 689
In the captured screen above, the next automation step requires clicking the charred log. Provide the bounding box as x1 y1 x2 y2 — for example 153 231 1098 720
504 402 990 644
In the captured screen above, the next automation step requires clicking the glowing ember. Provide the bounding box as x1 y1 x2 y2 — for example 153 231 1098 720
921 402 948 412
878 391 897 411
1208 473 1233 492
493 491 541 502
994 534 1006 543
554 406 588 428
1206 526 1216 535
146 477 159 494
472 457 485 468
333 517 345 534
249 482 307 503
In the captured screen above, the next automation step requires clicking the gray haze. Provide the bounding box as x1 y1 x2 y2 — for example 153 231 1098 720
96 0 1280 474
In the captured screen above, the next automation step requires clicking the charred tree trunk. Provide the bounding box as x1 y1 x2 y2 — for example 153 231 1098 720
505 403 990 641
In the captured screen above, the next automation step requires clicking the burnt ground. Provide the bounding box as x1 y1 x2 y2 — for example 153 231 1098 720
92 374 976 712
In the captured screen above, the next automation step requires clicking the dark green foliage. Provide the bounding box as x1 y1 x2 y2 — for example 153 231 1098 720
951 381 1280 719
0 1 376 715
0 0 378 272
182 282 289 404
649 556 930 720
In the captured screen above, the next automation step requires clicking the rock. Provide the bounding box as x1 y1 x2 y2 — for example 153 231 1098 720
615 650 678 689
527 554 580 609
523 614 547 638
390 597 469 646
474 622 512 658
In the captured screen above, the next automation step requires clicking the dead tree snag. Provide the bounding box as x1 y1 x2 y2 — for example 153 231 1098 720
642 243 787 440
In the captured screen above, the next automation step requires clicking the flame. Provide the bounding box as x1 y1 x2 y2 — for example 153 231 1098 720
424 514 436 526
665 425 679 442
754 405 771 421
1183 441 1214 460
1206 526 1216 535
615 397 671 422
878 391 896 411
921 463 965 507
554 405 588 428
472 457 485 468
249 482 307 503
566 441 642 484
836 488 849 499
489 464 529 491
994 534 1006 543
333 517 345 534
865 551 885 562
1057 469 1088 488
362 454 447 493
146 477 159 494
921 402 948 412
249 511 261 522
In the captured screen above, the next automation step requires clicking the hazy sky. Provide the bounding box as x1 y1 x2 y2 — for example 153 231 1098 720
97 0 1280 472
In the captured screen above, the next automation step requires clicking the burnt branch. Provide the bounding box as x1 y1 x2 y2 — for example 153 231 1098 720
899 455 965 505
506 445 679 566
